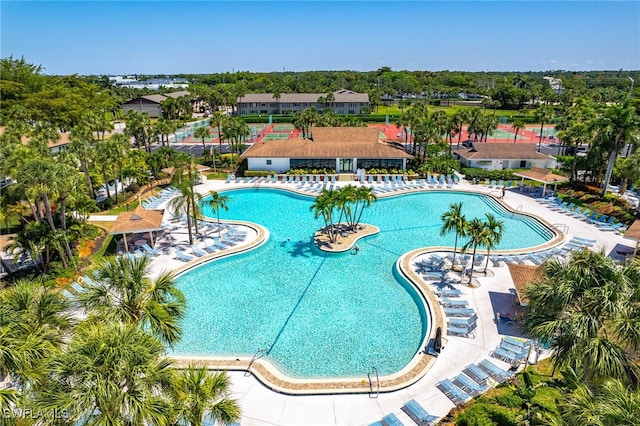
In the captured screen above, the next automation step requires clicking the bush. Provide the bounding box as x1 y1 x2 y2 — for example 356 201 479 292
456 403 517 426
244 170 275 177
461 167 516 181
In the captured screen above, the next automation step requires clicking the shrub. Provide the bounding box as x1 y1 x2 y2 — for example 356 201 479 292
456 403 517 426
461 168 516 181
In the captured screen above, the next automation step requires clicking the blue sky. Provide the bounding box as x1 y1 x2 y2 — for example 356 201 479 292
1 1 638 75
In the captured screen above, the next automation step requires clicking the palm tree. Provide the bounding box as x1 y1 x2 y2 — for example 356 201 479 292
522 249 640 385
534 104 555 152
0 278 73 391
482 213 504 271
35 322 174 425
562 378 640 426
170 364 241 426
511 118 526 143
203 190 230 238
168 162 202 244
460 217 486 283
79 255 186 346
453 109 470 149
209 112 227 151
593 100 639 197
194 126 211 152
310 189 338 243
352 186 377 230
440 202 467 268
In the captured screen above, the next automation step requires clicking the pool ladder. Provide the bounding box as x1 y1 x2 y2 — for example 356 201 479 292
368 366 380 398
245 348 268 377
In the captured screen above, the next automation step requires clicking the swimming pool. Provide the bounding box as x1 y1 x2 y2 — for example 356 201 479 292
172 189 553 378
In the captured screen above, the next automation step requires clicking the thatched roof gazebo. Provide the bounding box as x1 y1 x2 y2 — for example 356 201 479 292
507 263 544 307
513 167 568 196
109 206 164 252
623 220 640 257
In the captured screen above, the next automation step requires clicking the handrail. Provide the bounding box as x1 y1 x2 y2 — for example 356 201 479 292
368 366 380 398
245 348 268 376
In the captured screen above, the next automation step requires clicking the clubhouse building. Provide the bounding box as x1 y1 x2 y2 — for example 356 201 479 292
237 90 369 115
240 127 413 174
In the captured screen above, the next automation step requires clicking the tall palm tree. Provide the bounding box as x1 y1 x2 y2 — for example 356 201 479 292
593 100 639 197
522 249 640 385
440 202 467 268
453 109 470 149
352 186 377 230
194 125 211 152
203 190 230 238
511 118 526 143
461 217 486 283
79 255 186 346
209 111 227 151
170 364 241 426
35 322 174 425
310 189 338 243
482 213 504 271
534 104 555 152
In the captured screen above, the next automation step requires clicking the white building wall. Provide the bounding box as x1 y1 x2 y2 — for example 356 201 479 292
247 158 290 173
464 158 557 171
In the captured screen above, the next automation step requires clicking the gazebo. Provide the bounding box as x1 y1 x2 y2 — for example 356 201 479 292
507 263 544 307
109 205 164 252
513 167 568 196
623 220 640 257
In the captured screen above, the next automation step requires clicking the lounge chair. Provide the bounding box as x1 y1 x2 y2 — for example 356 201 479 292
478 359 513 383
382 413 405 426
175 250 195 262
453 373 489 396
434 287 462 298
401 399 437 426
447 324 476 338
191 245 208 257
463 364 490 385
444 307 475 317
440 298 469 308
491 346 526 365
502 336 530 349
448 314 477 328
499 340 530 357
141 243 161 255
436 378 472 406
71 282 87 294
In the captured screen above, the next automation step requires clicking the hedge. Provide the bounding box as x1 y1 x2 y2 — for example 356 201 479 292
244 170 276 177
460 167 517 181
237 114 397 124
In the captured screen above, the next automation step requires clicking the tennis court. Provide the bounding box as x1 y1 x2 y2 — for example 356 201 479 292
526 126 557 137
274 124 294 131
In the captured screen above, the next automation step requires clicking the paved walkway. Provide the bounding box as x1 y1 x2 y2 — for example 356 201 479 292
139 176 632 426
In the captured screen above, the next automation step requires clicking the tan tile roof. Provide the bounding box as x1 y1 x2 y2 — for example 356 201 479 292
0 127 70 148
240 127 413 159
109 206 164 234
238 90 369 104
507 263 544 306
513 167 568 183
457 143 554 161
624 220 640 241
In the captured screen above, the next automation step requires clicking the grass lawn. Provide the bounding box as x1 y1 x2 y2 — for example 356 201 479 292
376 104 534 120
100 200 141 215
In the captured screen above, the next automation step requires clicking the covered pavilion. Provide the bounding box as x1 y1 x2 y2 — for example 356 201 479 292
109 205 164 252
507 262 544 308
623 220 640 257
513 167 568 196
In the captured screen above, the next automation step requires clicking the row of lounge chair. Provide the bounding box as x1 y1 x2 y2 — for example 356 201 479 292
174 226 248 262
141 186 180 210
226 174 338 185
436 348 523 407
369 398 438 426
490 336 531 367
542 198 627 233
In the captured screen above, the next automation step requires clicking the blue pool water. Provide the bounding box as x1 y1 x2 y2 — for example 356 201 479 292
172 189 552 378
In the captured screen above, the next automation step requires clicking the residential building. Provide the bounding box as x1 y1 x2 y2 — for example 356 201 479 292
240 127 412 173
237 89 369 115
455 143 557 170
121 91 191 118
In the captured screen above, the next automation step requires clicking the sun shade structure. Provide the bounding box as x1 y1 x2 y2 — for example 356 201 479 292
109 206 164 252
623 220 640 257
507 263 544 307
513 167 568 196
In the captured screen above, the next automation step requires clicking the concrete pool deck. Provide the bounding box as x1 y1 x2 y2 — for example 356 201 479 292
143 176 633 425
